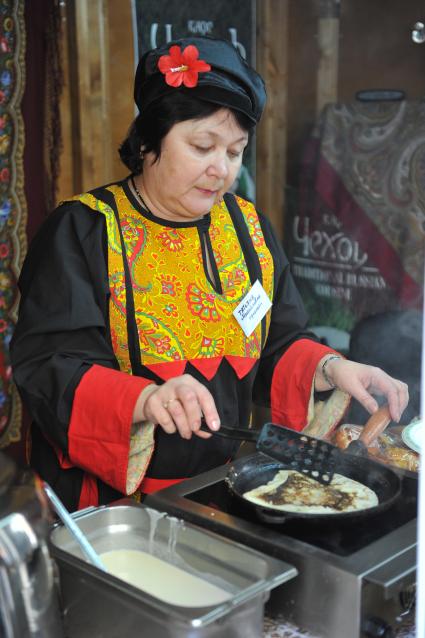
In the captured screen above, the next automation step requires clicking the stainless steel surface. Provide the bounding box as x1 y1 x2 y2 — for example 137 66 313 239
265 520 416 638
0 452 64 638
146 458 417 638
49 502 297 638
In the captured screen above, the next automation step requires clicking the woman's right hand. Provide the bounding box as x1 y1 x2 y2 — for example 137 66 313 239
132 374 221 440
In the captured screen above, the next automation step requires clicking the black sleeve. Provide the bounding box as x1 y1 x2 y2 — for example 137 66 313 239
252 212 319 405
10 201 118 452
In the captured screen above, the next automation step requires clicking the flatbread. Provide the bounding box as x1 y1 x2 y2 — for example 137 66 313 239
243 470 378 514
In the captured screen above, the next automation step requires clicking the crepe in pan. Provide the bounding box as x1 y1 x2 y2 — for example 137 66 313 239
243 469 378 514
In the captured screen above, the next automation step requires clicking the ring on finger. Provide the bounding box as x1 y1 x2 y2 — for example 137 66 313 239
162 398 177 410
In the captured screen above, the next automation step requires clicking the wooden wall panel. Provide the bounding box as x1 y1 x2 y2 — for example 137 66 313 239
256 0 289 239
57 0 134 201
74 0 111 191
316 2 339 114
57 1 75 202
107 0 134 181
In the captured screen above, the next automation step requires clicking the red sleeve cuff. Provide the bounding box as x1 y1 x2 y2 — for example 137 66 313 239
68 365 153 493
271 339 338 431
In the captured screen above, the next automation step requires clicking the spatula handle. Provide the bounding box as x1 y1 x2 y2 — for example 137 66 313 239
43 482 107 572
199 421 259 442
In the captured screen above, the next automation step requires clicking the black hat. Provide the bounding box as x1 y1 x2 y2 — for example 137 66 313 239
134 36 266 124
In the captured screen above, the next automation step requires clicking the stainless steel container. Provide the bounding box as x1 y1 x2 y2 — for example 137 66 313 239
146 461 418 638
49 501 297 638
0 451 64 638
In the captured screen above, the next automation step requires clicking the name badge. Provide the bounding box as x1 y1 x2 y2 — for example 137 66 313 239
233 280 272 337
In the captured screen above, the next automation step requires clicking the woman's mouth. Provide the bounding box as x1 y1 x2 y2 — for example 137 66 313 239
197 187 218 196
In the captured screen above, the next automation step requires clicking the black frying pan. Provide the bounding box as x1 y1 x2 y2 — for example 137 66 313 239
225 450 401 525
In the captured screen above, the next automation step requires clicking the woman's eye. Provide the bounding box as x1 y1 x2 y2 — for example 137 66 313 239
193 145 211 154
228 150 243 159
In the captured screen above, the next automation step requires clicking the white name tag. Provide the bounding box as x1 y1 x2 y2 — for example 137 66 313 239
233 280 272 337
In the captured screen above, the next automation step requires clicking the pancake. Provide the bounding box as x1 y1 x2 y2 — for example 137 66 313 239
243 470 378 514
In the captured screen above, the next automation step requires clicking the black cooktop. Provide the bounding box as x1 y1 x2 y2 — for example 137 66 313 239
146 464 417 558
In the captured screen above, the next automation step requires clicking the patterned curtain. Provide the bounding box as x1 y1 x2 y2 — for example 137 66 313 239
284 100 425 336
0 0 63 460
0 0 26 452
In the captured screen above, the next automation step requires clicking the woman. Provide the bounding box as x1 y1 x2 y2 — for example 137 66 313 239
11 37 408 511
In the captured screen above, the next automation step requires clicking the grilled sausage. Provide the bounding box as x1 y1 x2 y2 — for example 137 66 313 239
358 405 391 447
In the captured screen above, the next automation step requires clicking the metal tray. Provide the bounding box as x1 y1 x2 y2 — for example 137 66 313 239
49 501 297 638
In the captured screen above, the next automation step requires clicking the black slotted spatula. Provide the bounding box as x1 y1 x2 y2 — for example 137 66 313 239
200 421 338 485
256 422 338 486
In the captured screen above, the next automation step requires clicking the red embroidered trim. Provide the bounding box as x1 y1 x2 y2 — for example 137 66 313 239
144 356 257 382
271 340 337 431
69 365 153 493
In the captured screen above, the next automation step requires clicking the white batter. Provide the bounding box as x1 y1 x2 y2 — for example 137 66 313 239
100 549 232 607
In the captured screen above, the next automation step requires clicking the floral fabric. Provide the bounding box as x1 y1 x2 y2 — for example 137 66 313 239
0 0 25 450
71 185 274 381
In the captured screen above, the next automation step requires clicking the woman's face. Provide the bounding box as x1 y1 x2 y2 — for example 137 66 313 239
141 108 249 221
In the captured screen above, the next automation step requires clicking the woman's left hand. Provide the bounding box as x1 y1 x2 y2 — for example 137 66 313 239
316 357 409 423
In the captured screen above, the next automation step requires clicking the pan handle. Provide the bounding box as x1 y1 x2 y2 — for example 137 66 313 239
255 506 288 525
358 404 392 447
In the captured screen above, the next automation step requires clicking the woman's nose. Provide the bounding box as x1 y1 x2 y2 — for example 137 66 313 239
207 154 229 179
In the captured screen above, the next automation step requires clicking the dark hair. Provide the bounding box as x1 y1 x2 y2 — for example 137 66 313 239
119 91 254 174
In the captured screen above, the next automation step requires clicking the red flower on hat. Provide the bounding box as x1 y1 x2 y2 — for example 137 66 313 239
158 45 211 88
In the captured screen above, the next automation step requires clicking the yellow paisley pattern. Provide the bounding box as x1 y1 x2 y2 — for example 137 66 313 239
70 185 274 376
